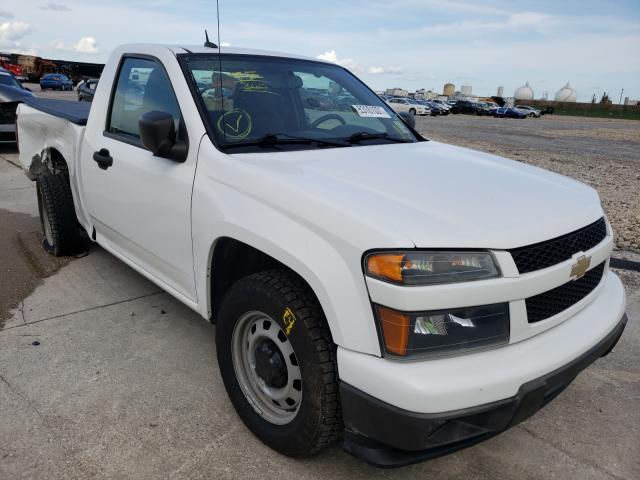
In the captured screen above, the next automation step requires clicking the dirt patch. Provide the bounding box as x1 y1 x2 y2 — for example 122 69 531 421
0 208 70 329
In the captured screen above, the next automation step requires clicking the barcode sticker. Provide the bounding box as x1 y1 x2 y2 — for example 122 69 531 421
351 105 391 118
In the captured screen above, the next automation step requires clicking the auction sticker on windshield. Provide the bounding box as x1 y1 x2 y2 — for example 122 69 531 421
351 105 391 118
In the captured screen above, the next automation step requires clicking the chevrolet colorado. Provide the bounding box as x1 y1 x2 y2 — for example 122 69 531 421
16 44 627 467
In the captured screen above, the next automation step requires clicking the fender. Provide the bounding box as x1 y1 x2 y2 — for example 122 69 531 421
190 141 411 356
17 104 91 231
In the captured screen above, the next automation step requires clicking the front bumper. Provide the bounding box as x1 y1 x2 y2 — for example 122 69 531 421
342 312 627 467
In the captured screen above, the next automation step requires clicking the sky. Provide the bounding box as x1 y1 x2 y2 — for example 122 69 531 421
1 0 639 101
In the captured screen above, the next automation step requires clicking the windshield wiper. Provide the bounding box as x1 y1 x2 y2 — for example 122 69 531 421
346 131 412 144
221 133 349 149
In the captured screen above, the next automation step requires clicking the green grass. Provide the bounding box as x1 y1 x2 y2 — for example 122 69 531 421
552 107 640 120
527 102 640 120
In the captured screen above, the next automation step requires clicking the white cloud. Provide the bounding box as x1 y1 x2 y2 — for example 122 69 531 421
368 66 402 75
50 36 98 54
40 3 71 12
317 50 401 75
317 50 360 70
0 20 31 48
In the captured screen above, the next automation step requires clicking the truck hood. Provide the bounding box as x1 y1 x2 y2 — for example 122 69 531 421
228 141 603 250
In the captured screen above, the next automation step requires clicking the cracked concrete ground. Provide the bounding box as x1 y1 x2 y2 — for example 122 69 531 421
1 144 639 479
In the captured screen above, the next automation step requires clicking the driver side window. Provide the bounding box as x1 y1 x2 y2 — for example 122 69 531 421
108 57 180 140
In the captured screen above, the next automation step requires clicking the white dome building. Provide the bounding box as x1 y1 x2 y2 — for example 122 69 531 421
555 82 577 102
514 81 534 100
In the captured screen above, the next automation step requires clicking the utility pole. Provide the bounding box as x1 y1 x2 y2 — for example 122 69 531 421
619 88 624 104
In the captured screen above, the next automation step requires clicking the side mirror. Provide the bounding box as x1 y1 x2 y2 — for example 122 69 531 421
399 111 416 129
139 111 187 161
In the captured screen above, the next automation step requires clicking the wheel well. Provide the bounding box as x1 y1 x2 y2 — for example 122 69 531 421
210 238 301 321
29 147 69 178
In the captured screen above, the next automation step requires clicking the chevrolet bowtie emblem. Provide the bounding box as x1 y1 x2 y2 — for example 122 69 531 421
570 255 591 279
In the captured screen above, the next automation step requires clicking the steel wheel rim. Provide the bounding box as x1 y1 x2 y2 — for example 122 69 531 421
231 311 302 425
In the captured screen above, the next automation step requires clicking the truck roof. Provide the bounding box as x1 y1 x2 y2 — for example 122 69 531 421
159 44 331 63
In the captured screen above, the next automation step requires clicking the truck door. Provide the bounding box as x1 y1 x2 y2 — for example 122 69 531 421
80 56 197 302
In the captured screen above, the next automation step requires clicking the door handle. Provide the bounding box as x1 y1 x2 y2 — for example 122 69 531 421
93 148 113 170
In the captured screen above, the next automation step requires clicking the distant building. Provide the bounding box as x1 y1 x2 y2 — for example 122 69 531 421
443 83 455 97
385 87 408 97
496 86 504 97
555 82 577 102
460 85 472 95
514 81 534 100
414 88 438 100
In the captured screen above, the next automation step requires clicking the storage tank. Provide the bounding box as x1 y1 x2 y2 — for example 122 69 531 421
460 85 472 96
497 86 504 97
443 83 455 97
514 81 534 100
555 82 577 102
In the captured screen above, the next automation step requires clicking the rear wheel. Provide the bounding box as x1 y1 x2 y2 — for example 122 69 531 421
409 108 416 115
216 269 341 456
36 171 83 256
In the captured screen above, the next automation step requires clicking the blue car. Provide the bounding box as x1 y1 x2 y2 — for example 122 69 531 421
492 107 526 119
40 73 74 91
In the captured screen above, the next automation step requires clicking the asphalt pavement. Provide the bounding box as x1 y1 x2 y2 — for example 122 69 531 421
1 141 639 479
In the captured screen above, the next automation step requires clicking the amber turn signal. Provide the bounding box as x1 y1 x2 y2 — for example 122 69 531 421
376 305 410 356
366 254 404 283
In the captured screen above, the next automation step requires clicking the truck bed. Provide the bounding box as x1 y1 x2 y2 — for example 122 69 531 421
22 97 91 126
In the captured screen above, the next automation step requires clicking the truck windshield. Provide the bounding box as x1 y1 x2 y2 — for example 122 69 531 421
181 54 417 152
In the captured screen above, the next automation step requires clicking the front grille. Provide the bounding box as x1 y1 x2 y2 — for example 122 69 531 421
509 218 607 274
526 262 605 323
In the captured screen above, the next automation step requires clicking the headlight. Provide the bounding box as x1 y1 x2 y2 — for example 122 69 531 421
365 251 500 286
376 303 510 358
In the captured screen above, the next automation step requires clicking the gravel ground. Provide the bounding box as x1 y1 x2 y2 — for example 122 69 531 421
415 114 640 253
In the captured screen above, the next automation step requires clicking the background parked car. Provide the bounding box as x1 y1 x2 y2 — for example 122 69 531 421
0 67 30 91
515 105 542 117
492 107 527 119
421 100 449 115
0 68 35 142
77 79 99 102
450 100 480 115
40 73 74 91
387 97 429 116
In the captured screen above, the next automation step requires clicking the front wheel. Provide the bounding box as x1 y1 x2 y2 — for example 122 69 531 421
216 269 341 456
409 108 416 115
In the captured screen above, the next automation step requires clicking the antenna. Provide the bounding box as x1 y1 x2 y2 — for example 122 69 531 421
204 29 218 49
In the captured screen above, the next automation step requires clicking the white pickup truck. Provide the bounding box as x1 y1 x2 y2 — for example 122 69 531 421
17 43 627 467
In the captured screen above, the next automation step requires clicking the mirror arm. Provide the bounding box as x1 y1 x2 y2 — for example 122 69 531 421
167 140 188 163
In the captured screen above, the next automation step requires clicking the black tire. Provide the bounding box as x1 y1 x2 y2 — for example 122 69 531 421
409 108 416 115
216 269 341 456
36 171 83 256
